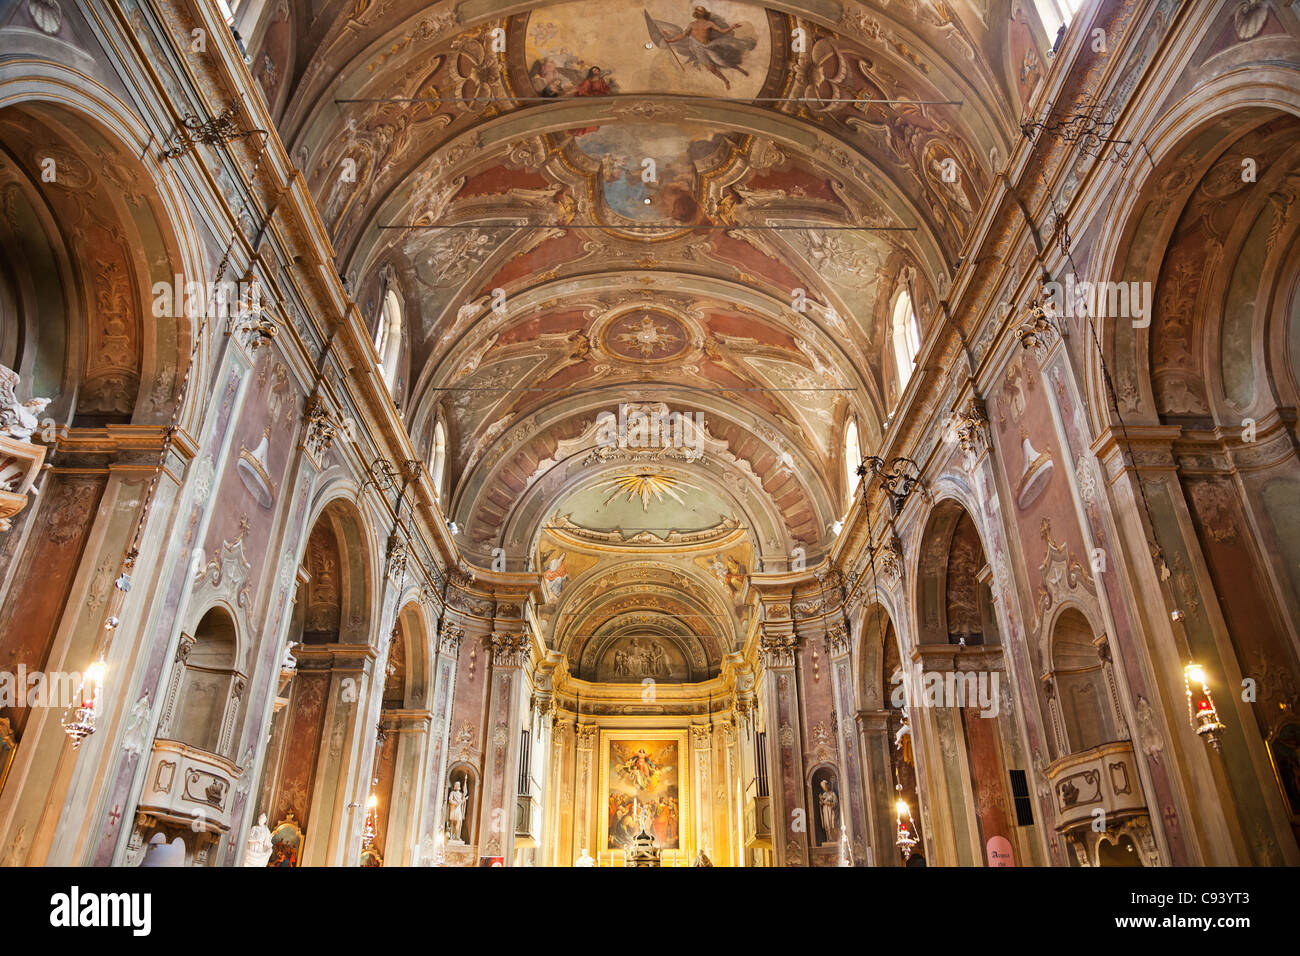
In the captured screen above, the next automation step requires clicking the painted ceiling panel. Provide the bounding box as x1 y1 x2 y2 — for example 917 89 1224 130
270 0 1019 662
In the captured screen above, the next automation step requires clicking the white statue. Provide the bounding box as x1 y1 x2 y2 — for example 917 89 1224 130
243 813 273 867
0 365 50 442
445 778 466 844
575 847 595 867
818 779 840 843
282 638 298 670
120 694 152 759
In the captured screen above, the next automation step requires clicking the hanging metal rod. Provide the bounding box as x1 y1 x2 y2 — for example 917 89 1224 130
425 385 858 393
336 95 964 106
380 223 916 232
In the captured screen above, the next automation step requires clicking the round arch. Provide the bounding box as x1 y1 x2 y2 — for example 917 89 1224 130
0 65 207 431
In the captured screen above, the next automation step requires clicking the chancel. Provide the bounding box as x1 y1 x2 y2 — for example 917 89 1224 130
0 0 1298 871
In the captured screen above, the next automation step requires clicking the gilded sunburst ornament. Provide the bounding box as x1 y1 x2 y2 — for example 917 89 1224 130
601 472 685 511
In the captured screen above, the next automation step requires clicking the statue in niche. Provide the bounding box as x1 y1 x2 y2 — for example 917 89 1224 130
446 778 467 844
818 778 840 844
243 813 273 867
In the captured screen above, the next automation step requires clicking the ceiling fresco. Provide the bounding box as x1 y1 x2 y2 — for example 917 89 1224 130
267 0 1024 681
524 0 776 98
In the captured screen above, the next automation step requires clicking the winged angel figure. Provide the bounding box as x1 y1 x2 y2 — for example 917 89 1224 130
644 6 757 91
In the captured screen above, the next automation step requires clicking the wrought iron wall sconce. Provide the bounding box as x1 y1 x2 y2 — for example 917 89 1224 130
161 106 269 160
858 456 922 515
362 457 426 581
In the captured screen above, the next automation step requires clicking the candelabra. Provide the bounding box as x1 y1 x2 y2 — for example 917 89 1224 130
362 790 379 849
895 785 919 862
1018 99 1131 165
60 658 105 749
1184 662 1227 751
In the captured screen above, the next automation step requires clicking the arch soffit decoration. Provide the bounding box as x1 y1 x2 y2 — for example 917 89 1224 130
1084 71 1300 434
0 68 206 430
301 485 382 645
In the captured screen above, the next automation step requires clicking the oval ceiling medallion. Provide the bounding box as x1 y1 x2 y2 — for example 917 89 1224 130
602 309 690 363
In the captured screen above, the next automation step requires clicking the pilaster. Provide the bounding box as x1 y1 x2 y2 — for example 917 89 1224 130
758 618 808 866
476 630 530 863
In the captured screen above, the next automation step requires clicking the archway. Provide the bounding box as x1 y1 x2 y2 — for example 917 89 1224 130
254 499 374 865
0 95 195 747
368 601 433 866
914 499 1017 866
166 606 240 756
1044 608 1118 759
857 602 926 867
1100 105 1300 857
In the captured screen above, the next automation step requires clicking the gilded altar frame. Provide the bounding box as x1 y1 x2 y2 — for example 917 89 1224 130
268 813 304 866
598 729 690 863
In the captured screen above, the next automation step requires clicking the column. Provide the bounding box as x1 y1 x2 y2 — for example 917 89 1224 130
382 708 432 865
759 622 808 866
854 709 897 866
417 621 462 864
825 622 868 863
475 631 530 864
691 722 712 861
573 722 598 861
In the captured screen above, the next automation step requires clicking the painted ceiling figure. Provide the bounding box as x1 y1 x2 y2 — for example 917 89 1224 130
644 6 757 90
566 66 614 136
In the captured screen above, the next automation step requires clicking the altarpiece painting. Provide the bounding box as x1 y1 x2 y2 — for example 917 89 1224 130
599 730 689 857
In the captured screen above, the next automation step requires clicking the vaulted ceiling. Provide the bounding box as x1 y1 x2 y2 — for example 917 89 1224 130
252 0 1042 679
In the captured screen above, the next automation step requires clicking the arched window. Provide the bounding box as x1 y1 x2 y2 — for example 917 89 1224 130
1034 0 1083 39
374 288 402 395
843 418 861 503
891 289 921 393
429 420 448 500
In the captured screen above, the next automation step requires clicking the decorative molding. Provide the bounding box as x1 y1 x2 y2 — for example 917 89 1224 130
759 630 799 669
949 398 990 470
489 632 530 668
824 623 851 659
